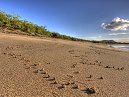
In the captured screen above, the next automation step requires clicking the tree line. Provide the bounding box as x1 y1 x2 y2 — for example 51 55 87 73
0 10 121 44
0 10 86 41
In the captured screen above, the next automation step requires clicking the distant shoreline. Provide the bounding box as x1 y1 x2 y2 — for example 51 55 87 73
109 44 129 51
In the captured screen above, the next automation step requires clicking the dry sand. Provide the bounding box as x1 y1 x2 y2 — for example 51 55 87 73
0 32 129 97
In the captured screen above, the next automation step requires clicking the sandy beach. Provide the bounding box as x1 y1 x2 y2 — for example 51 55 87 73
0 32 129 97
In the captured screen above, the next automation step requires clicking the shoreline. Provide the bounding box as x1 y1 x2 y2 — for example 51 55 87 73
109 44 129 51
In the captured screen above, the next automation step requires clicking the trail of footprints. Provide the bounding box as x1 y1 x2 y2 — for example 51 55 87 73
4 47 82 91
68 49 125 87
68 49 124 71
1 46 124 95
1 50 87 93
25 63 80 90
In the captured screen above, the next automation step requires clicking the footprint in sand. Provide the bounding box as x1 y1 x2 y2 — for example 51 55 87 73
115 67 124 70
97 77 103 79
24 63 38 70
46 77 55 81
61 81 79 90
24 63 81 91
67 74 74 78
68 50 75 54
25 64 59 85
81 87 96 94
95 60 102 66
73 71 79 74
3 52 18 59
33 70 38 73
43 74 50 78
5 46 13 50
71 84 79 89
39 69 46 74
25 65 90 93
86 75 92 78
31 64 37 67
80 61 87 64
30 64 38 69
24 66 30 69
56 84 64 89
4 51 23 60
2 52 7 55
62 82 70 86
73 55 80 58
70 63 77 68
104 65 124 71
50 81 58 84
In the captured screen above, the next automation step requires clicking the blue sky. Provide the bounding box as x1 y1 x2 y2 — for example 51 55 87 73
0 0 129 42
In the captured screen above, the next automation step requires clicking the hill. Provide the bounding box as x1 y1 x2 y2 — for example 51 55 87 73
0 10 87 42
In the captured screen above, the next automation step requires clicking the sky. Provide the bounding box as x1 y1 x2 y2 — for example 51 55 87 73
0 0 129 42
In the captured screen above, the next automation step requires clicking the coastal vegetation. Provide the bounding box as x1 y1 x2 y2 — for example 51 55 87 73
0 10 128 44
0 10 85 41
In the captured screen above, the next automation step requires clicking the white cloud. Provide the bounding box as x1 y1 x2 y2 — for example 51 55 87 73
108 33 128 36
101 17 129 31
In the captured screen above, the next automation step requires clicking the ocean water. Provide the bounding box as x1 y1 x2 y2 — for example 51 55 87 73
110 44 129 50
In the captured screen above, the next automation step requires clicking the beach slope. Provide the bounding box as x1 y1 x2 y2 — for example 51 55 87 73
0 33 129 97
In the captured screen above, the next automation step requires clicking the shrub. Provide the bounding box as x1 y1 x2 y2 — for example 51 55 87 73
0 10 89 42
